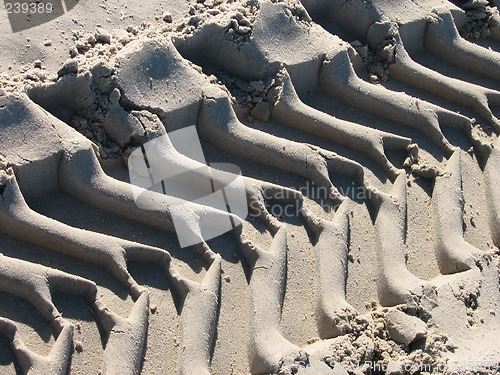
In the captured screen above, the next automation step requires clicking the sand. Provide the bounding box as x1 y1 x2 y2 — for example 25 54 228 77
0 0 499 374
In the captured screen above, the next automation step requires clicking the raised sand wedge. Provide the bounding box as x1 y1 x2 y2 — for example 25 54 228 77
93 292 150 375
127 126 308 235
300 200 362 340
175 1 416 178
271 69 414 179
114 39 207 129
174 0 330 93
199 85 381 203
0 94 242 251
373 173 435 308
432 150 486 274
168 254 221 375
0 166 173 299
24 40 311 241
114 38 376 202
238 225 309 374
484 135 500 247
300 0 447 47
300 0 499 149
0 318 73 375
237 223 356 374
122 104 305 234
176 0 488 160
425 10 500 81
367 21 500 131
319 49 474 157
301 0 500 59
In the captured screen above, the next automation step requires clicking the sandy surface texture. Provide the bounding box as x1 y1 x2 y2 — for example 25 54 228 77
0 0 499 374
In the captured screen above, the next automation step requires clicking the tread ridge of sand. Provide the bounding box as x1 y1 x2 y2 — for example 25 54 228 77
0 0 498 374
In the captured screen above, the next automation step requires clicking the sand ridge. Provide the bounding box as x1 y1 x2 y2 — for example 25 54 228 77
0 0 499 374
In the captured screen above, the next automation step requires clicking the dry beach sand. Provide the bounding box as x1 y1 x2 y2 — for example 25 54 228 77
0 0 499 374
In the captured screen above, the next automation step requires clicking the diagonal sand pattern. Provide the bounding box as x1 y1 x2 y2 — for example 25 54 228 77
0 0 498 374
